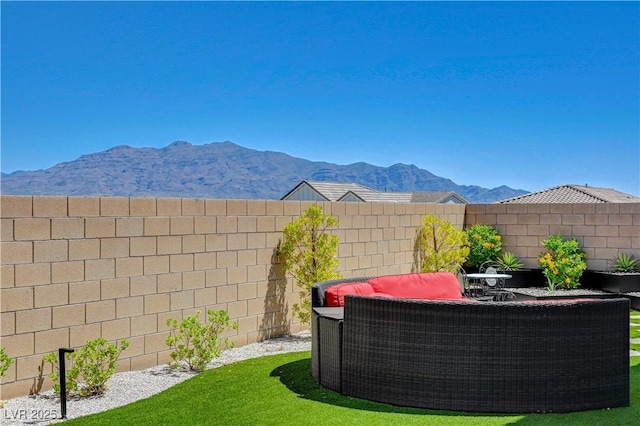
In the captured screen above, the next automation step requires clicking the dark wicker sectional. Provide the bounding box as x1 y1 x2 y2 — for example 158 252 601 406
311 278 630 413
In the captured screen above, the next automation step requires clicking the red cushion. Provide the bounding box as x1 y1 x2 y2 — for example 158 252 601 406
325 282 374 307
367 272 462 300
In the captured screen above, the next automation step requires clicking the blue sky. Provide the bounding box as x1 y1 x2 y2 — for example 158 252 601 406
2 1 639 195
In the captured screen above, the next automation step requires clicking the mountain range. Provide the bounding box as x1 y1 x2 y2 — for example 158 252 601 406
0 141 528 203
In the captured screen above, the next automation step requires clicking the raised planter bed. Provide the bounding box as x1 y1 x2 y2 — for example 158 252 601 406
509 287 619 301
502 268 544 288
575 271 640 308
626 292 640 310
587 271 640 293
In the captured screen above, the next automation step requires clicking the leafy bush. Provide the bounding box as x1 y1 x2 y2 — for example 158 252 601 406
44 338 129 397
166 309 238 372
612 252 639 273
0 347 13 378
538 235 587 290
416 214 469 273
465 224 502 267
279 204 341 324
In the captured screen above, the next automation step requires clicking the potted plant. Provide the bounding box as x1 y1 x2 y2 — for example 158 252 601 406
588 252 640 294
464 224 502 271
538 235 587 291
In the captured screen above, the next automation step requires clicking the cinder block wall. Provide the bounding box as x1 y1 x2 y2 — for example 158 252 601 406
465 203 640 270
0 195 463 399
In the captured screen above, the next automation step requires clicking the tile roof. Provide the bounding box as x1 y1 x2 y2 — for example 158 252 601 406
282 180 467 203
498 184 640 203
339 190 414 203
411 191 468 203
302 181 378 201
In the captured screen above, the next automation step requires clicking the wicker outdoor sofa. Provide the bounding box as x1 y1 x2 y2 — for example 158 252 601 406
311 272 630 413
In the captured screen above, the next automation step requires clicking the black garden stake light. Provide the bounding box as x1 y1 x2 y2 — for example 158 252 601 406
58 347 75 419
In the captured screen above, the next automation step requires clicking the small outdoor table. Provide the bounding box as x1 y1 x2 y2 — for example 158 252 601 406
466 273 513 301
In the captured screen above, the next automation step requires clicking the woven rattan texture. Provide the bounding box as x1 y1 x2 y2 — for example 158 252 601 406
340 296 629 413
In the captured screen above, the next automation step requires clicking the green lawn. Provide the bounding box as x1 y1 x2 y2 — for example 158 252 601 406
65 311 640 426
65 358 640 426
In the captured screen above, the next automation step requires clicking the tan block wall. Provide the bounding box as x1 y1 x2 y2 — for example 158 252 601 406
465 203 640 270
0 196 463 399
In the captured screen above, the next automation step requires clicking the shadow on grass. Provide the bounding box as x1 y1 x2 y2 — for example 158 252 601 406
269 358 501 419
271 357 640 425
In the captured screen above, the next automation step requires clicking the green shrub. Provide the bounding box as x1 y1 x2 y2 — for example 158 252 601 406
279 204 341 324
538 235 587 290
44 338 129 396
465 224 502 267
416 214 469 273
166 309 238 372
0 347 13 378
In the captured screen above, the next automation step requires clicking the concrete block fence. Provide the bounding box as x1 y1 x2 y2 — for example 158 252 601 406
0 196 465 399
465 203 640 271
1 196 638 399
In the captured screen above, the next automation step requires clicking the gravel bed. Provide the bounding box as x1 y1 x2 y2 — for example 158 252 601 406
1 331 311 425
506 287 609 297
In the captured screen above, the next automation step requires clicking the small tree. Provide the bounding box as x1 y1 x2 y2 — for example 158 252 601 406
279 204 341 324
417 214 469 273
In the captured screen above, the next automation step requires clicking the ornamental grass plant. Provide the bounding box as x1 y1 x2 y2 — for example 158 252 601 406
613 252 640 273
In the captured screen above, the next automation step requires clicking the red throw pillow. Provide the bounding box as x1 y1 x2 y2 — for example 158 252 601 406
325 282 374 307
368 272 462 300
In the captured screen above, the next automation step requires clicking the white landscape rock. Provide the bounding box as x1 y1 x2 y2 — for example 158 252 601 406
1 331 312 425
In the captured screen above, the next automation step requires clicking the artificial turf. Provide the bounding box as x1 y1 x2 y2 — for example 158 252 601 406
63 310 640 425
65 356 640 426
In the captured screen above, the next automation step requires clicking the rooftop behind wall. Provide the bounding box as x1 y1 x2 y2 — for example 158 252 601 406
0 195 464 399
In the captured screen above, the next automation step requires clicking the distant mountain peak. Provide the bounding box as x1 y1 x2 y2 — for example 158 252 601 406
1 141 528 202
